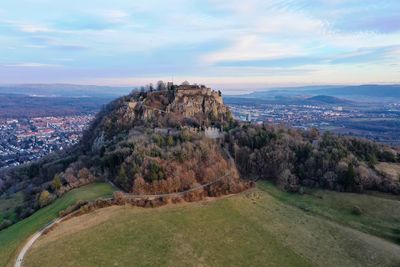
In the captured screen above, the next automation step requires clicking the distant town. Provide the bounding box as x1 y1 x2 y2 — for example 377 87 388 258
0 115 94 169
228 101 400 146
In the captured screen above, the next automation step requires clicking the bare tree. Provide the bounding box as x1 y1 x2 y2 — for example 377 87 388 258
156 80 166 91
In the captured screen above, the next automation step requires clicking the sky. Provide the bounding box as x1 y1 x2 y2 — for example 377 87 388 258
1 0 400 92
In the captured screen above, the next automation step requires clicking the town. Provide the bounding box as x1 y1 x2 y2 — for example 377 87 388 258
227 101 400 146
0 115 94 169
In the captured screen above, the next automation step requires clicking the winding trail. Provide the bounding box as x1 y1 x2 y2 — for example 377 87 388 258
15 217 63 267
14 171 232 267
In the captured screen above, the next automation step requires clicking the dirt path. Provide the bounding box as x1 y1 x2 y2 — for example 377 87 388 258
13 171 233 267
15 188 400 267
14 218 63 267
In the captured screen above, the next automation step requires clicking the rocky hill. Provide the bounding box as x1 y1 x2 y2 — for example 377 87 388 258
84 84 232 149
1 83 400 230
76 84 246 197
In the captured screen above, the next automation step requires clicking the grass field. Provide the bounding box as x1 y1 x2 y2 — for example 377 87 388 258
0 183 115 267
258 182 400 244
24 184 400 267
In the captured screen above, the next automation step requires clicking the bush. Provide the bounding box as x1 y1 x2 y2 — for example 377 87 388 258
52 174 62 191
38 190 51 207
0 219 12 230
351 205 363 216
277 169 300 193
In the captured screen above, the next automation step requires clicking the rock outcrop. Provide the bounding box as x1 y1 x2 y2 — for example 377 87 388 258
84 84 233 149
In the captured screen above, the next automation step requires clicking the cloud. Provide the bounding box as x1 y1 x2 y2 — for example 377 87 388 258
1 19 54 34
51 44 88 51
101 10 130 24
18 24 53 33
202 35 304 64
4 62 61 67
24 36 88 51
213 45 400 68
0 0 399 87
216 56 322 68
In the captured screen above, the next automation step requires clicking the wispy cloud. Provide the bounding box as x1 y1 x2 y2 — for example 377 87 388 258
0 0 399 87
101 10 130 24
4 62 61 67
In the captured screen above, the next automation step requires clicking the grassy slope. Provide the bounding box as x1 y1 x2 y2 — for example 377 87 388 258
25 186 400 267
0 183 115 267
258 182 400 244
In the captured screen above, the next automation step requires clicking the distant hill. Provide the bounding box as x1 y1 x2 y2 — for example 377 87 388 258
305 95 351 104
235 84 400 102
0 93 110 118
224 94 352 106
0 84 133 98
311 85 400 99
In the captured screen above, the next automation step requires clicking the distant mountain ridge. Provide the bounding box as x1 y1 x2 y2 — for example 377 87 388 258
235 84 400 101
225 94 352 106
305 95 351 104
0 84 133 98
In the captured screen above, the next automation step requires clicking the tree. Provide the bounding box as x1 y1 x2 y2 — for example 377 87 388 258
38 190 51 207
309 127 319 139
116 165 129 190
52 174 62 191
148 162 164 181
340 163 356 190
277 169 300 192
156 80 166 91
78 168 90 180
133 177 147 194
181 80 190 86
381 150 396 162
113 191 126 205
167 135 174 146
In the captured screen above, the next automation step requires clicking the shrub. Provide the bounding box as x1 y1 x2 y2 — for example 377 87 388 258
351 205 363 216
52 174 62 191
167 135 174 146
38 190 51 207
277 169 300 193
0 219 12 231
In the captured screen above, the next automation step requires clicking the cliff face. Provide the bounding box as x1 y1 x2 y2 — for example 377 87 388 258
165 88 229 124
85 85 233 149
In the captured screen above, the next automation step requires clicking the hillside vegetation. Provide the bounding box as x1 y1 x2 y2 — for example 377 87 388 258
1 83 399 231
0 84 245 228
24 184 400 267
228 124 400 193
0 183 114 267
